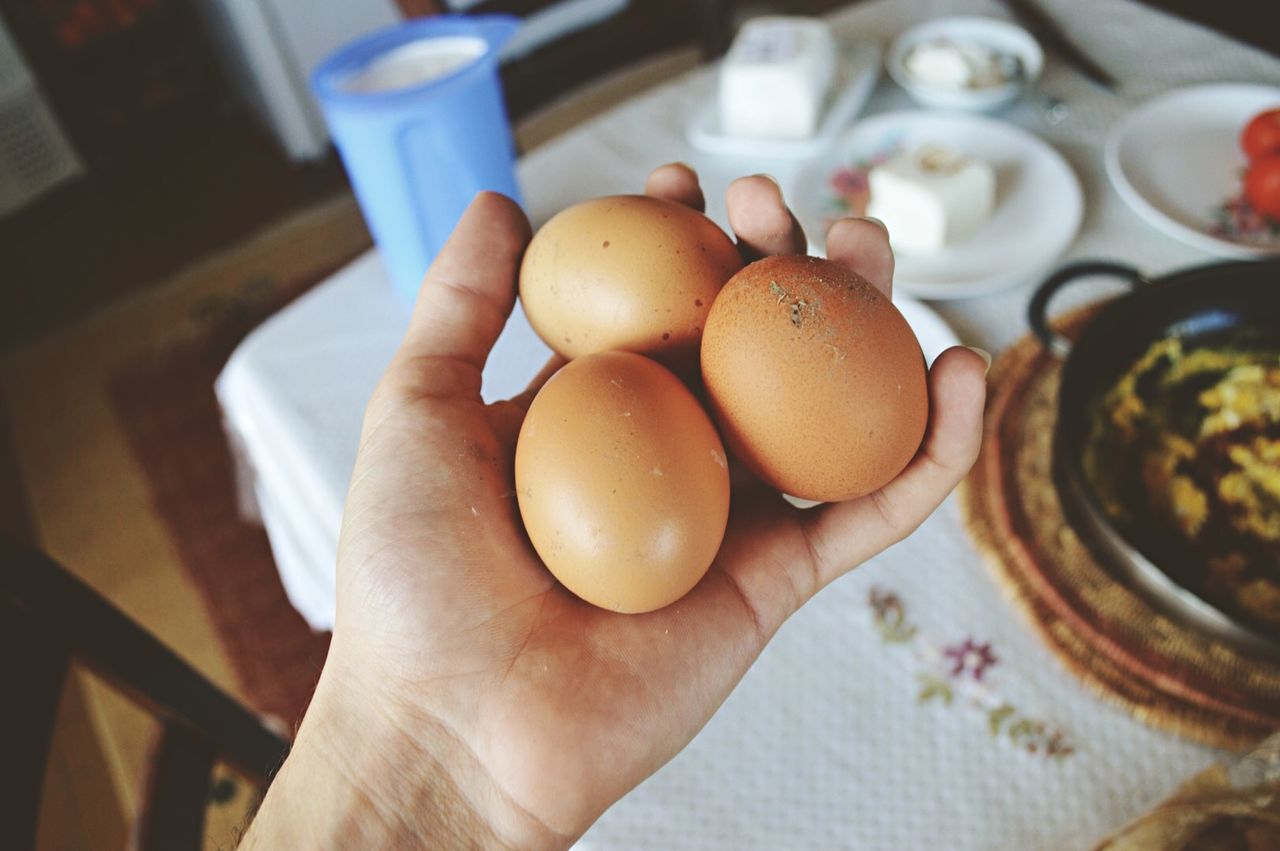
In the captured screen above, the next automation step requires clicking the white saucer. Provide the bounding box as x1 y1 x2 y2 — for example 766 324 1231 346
1105 83 1280 258
895 294 961 365
686 40 881 160
792 110 1083 300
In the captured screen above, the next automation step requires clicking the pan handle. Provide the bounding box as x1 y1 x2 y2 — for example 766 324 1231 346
1028 261 1151 357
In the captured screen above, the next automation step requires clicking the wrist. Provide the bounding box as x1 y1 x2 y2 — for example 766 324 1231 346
242 642 565 850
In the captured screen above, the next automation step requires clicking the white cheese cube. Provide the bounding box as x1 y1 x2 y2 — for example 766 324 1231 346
866 146 996 253
904 39 1010 90
718 17 837 140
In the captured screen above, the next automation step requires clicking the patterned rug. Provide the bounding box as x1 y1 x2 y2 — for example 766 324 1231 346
108 252 364 728
960 306 1280 751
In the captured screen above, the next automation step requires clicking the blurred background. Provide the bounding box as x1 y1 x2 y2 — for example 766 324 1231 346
0 0 1271 353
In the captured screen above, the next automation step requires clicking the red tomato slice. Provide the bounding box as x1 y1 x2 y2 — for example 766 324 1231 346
1241 108 1280 163
1243 154 1280 220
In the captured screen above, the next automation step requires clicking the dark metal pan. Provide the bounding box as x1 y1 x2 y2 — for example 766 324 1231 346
1029 259 1280 657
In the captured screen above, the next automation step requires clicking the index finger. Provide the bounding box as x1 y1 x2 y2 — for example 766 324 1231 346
398 191 532 374
826 216 895 300
726 174 808 260
644 162 705 211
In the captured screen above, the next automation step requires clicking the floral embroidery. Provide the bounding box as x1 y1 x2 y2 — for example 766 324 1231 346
917 673 954 706
1208 187 1280 245
868 587 1076 760
827 165 872 219
943 638 998 680
821 137 904 226
869 587 917 643
1001 716 1074 758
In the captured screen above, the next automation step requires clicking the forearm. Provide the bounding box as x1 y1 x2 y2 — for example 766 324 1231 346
242 717 495 848
240 656 555 850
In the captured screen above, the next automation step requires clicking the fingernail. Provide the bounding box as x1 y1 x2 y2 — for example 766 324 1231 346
672 161 695 173
754 173 781 190
965 346 992 376
861 215 888 234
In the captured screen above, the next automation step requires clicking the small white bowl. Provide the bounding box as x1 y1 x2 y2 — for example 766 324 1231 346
887 16 1042 112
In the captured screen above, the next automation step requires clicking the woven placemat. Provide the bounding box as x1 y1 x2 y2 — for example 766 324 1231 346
959 306 1280 751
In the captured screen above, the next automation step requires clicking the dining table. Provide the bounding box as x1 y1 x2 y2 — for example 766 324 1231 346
215 0 1280 846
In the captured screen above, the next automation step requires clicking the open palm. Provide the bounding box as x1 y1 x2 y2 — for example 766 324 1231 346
326 165 987 848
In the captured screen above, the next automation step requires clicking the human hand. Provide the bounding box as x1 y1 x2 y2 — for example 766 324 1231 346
243 166 988 849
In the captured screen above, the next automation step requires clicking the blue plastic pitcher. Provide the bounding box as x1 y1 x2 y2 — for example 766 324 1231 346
311 16 523 305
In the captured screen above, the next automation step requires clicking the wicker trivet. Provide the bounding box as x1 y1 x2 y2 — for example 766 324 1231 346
959 307 1280 751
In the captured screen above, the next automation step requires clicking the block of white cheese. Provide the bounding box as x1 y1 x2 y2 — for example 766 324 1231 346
904 39 1013 90
866 146 996 253
718 17 837 140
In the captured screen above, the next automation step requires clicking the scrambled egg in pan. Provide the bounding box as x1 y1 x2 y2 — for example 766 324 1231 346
1083 338 1280 630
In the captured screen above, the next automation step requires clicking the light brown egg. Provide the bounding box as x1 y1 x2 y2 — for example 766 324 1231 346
515 351 731 613
519 195 742 374
700 255 929 503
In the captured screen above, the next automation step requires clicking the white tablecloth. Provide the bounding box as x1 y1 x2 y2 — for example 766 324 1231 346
216 0 1280 846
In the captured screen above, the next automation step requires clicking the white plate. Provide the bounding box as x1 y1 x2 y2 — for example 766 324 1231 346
895 294 961 365
792 110 1083 299
686 40 881 160
1105 83 1280 258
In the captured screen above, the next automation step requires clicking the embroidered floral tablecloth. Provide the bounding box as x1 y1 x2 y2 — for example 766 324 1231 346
549 1 1279 848
217 0 1280 845
576 493 1218 850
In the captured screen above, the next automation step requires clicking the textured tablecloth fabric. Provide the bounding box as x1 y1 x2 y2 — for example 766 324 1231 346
214 0 1280 847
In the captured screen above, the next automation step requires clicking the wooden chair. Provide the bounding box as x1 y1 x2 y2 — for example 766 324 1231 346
1 536 290 851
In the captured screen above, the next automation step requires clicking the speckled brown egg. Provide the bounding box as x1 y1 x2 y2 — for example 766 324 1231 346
700 255 928 503
519 195 742 373
515 350 730 613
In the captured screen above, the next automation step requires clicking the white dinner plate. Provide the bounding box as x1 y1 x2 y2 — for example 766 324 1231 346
1105 83 1280 258
895 294 961 365
686 40 881 160
792 110 1083 300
